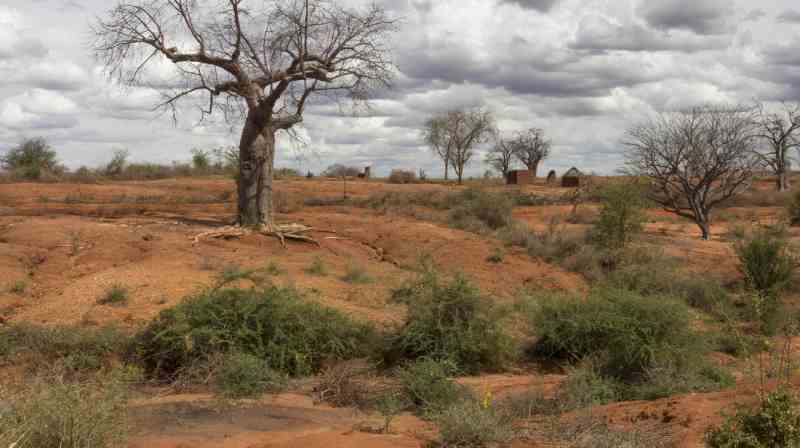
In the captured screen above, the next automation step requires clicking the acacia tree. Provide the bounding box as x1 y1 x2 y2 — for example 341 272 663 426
484 134 515 180
94 0 396 233
423 115 453 180
624 105 761 240
511 128 550 177
754 102 800 191
423 107 494 184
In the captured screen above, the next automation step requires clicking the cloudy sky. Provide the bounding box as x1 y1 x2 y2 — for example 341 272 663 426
1 0 800 177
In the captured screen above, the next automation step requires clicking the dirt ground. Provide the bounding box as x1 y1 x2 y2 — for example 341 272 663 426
0 176 795 447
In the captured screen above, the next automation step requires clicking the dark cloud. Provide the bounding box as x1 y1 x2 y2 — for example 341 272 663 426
500 0 560 13
571 14 731 53
638 0 735 35
777 9 800 23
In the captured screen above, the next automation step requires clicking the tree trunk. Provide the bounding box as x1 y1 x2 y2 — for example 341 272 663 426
777 170 790 192
237 112 276 228
697 219 710 241
444 161 449 181
529 160 540 178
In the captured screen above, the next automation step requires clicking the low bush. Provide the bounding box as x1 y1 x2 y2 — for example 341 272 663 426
736 227 796 299
341 261 373 284
313 362 372 408
525 218 584 263
131 286 376 379
527 288 727 396
706 390 800 448
589 181 649 249
447 189 513 232
388 169 417 184
434 399 514 448
381 268 515 374
97 284 129 306
397 359 467 418
0 324 127 374
0 373 130 448
214 352 287 399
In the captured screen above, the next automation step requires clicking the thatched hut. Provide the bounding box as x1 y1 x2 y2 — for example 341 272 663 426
561 167 583 187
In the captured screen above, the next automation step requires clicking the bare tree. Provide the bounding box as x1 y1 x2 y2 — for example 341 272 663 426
624 105 761 240
484 134 516 180
511 128 551 178
423 107 495 184
423 115 453 180
753 102 800 191
94 0 397 235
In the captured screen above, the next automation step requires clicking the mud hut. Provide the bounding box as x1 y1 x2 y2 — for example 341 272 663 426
546 170 557 184
561 167 583 187
506 169 533 185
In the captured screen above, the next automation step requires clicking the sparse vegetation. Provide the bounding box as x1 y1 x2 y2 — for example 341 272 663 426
434 398 514 448
10 279 28 295
97 284 129 306
0 137 64 181
342 261 374 284
0 373 131 448
388 169 417 184
305 256 328 276
706 390 800 448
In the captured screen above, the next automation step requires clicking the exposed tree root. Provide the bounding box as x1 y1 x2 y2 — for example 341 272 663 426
192 223 319 247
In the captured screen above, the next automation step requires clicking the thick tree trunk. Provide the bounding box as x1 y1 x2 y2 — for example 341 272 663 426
237 112 276 228
444 162 449 181
529 161 540 178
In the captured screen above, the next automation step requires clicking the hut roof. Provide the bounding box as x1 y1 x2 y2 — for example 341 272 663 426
563 167 584 178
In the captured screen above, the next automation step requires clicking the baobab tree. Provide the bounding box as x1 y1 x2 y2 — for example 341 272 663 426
484 134 516 180
624 105 761 240
423 107 495 184
511 128 551 178
753 102 800 191
93 0 396 239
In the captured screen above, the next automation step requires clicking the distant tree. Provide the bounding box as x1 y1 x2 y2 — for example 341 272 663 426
94 0 397 232
0 137 63 180
423 107 495 185
322 164 360 178
104 148 129 177
624 105 761 240
753 102 800 191
423 115 453 181
191 148 212 172
484 135 516 180
511 128 551 178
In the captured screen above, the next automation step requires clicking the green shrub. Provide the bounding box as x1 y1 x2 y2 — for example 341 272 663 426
448 189 513 232
264 261 284 276
0 137 64 181
131 286 375 379
525 218 584 263
528 288 711 383
706 390 800 448
341 261 373 284
556 363 621 410
9 279 27 295
434 399 514 448
736 227 796 299
590 182 649 249
486 247 504 264
375 391 409 433
397 359 466 418
97 284 129 306
0 373 129 448
214 352 287 399
381 268 515 374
